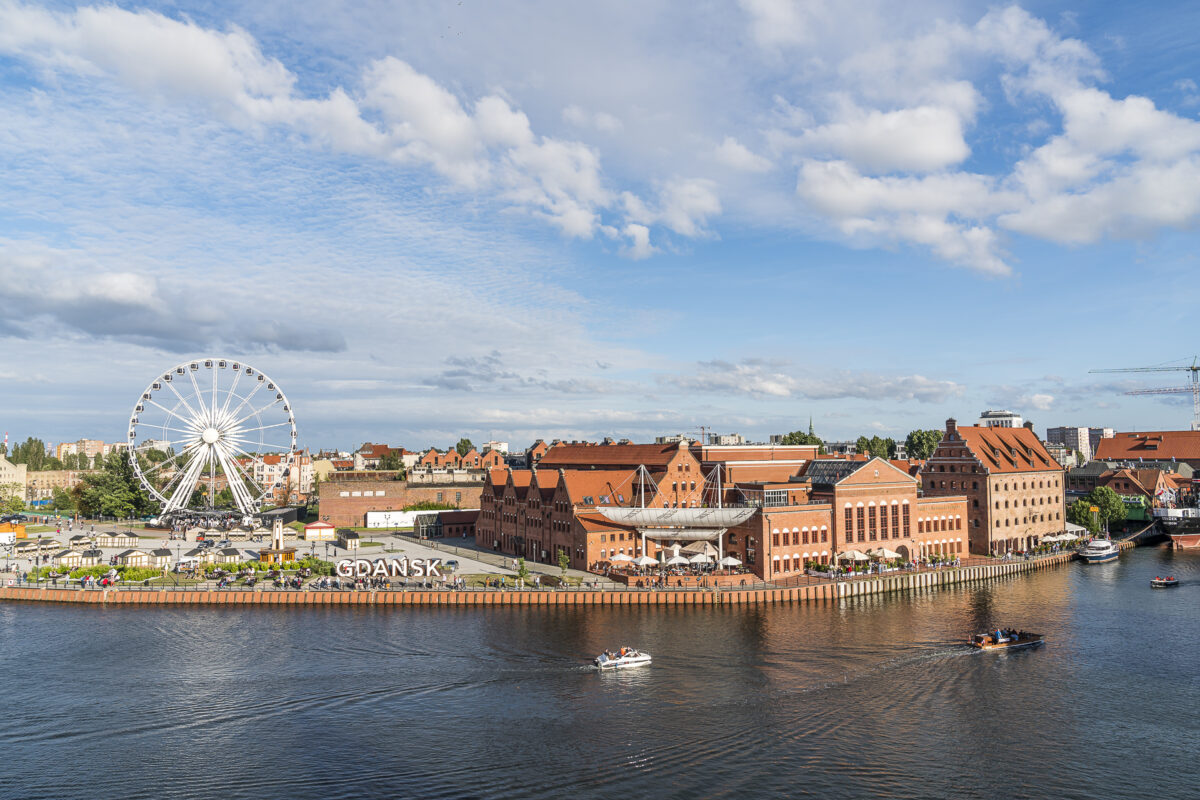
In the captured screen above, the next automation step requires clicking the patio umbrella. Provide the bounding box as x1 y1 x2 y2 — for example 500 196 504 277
633 555 659 566
718 556 742 567
609 553 634 562
1059 532 1080 541
1041 534 1063 543
665 555 690 566
872 547 902 559
688 552 712 564
839 550 870 561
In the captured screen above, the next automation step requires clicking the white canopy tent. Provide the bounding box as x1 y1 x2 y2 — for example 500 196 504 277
688 552 712 564
609 553 634 563
664 555 690 566
839 550 871 562
718 556 742 567
633 555 659 567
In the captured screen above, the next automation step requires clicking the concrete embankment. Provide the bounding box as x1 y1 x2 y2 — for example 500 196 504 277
0 552 1076 607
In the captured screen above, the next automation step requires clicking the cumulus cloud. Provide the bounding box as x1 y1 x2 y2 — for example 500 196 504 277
426 350 625 395
660 360 964 403
714 137 772 172
562 104 623 133
0 2 708 251
0 248 346 353
746 4 1200 274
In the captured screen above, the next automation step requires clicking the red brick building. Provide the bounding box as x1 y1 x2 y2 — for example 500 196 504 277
476 444 966 580
921 419 1065 555
724 457 968 580
318 472 484 527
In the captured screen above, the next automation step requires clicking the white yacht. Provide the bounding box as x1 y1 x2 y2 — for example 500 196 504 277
1079 538 1120 563
594 648 652 670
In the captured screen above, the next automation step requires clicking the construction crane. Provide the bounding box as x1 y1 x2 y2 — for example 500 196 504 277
1090 357 1200 430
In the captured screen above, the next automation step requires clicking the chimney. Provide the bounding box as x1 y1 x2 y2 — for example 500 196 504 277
946 418 957 435
1024 420 1035 431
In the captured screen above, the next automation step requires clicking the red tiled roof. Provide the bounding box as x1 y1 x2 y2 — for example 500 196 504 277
953 426 1061 473
576 513 633 533
538 442 683 469
558 469 640 506
1094 431 1200 462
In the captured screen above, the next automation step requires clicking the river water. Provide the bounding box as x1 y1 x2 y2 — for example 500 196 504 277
1 545 1197 800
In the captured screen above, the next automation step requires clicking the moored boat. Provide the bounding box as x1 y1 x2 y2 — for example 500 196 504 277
1163 518 1200 550
971 630 1044 651
1150 576 1180 588
1079 538 1120 563
594 647 651 669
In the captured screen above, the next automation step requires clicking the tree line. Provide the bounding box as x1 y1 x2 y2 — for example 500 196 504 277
3 436 106 471
773 427 945 460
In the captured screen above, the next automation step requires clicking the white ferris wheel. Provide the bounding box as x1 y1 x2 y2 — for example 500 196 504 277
127 358 297 520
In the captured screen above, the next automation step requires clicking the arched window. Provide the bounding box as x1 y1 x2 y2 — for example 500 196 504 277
902 503 910 537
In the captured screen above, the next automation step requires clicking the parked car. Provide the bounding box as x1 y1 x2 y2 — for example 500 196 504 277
442 560 460 573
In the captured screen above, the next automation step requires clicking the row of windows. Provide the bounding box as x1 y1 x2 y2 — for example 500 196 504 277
337 490 388 497
995 497 1058 509
918 517 961 533
845 504 910 542
996 512 1062 527
772 529 829 547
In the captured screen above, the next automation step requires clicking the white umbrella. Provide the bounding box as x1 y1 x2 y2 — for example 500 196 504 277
718 556 742 567
633 555 658 566
1059 532 1080 541
609 553 634 562
839 550 870 561
871 547 902 559
665 555 690 566
1041 534 1063 543
688 552 712 564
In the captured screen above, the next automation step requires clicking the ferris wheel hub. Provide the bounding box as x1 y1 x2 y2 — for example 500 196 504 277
201 427 220 444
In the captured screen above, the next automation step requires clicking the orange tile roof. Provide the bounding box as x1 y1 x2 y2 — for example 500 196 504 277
538 442 683 469
576 513 634 533
1094 431 1200 462
557 469 640 506
953 425 1061 473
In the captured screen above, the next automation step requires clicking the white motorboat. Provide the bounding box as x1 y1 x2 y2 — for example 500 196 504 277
594 647 651 670
1079 538 1120 563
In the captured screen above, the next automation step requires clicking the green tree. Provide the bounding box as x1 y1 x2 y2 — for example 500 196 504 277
77 450 159 519
1067 498 1100 533
778 429 825 453
43 457 64 471
905 429 944 460
48 487 75 513
377 450 406 474
455 438 474 456
1086 486 1126 532
558 550 570 577
8 437 47 471
0 485 24 514
516 557 530 585
143 448 169 464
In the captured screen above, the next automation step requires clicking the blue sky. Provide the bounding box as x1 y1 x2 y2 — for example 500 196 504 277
2 0 1200 451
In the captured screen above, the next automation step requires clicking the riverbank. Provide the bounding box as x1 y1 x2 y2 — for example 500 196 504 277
0 551 1078 606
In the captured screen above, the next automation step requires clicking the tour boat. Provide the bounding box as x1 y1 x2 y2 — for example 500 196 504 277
971 630 1044 651
1150 576 1180 588
594 648 652 670
1079 538 1120 563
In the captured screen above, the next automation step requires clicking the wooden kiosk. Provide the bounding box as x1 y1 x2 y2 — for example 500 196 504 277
259 519 297 565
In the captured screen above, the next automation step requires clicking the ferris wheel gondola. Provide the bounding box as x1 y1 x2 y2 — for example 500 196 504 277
127 359 297 524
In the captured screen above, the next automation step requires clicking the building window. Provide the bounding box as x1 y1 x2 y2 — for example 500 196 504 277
844 507 853 540
903 504 910 537
437 492 444 502
772 532 780 547
764 489 788 507
856 506 865 542
881 506 890 539
868 506 877 540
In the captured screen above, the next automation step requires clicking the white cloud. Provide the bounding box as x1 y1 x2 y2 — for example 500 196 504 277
0 2 710 251
620 224 657 259
714 136 773 172
562 104 623 133
624 178 722 238
661 360 964 403
795 103 973 173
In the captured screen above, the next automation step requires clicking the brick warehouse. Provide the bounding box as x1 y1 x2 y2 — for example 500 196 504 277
921 418 1065 555
476 440 968 581
318 471 484 527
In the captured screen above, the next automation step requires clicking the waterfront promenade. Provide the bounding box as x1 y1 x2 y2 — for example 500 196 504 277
0 549 1079 606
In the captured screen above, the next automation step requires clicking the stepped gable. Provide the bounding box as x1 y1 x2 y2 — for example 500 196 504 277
955 425 1061 473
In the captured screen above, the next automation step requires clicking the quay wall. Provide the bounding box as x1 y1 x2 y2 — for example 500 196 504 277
0 552 1077 607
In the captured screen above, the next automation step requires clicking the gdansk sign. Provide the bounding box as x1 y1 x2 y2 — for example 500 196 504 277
335 557 443 578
